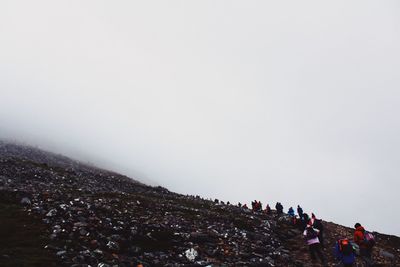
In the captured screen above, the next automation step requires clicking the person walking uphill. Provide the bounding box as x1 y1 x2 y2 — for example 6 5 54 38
334 238 356 267
354 223 375 266
311 215 325 246
303 224 327 266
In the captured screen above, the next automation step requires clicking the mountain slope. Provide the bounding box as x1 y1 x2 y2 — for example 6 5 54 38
0 142 399 266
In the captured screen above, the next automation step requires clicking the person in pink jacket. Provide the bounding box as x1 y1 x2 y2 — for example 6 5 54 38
303 224 327 266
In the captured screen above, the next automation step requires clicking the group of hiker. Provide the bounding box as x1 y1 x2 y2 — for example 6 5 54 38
294 206 375 266
242 201 376 266
238 200 272 214
290 205 375 266
287 205 328 265
251 200 263 211
237 200 376 266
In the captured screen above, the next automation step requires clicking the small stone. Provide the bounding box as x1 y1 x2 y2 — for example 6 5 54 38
46 209 57 217
20 197 31 205
185 248 198 262
106 241 119 251
380 249 395 260
56 250 67 256
79 229 88 236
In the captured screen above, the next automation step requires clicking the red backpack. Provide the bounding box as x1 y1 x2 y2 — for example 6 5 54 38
338 239 354 255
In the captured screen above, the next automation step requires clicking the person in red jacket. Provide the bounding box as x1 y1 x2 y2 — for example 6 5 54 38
354 223 373 266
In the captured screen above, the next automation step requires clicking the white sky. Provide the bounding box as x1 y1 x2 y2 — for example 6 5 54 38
1 1 400 235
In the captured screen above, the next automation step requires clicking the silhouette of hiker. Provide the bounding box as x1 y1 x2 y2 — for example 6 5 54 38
265 204 271 214
297 205 303 219
275 202 283 215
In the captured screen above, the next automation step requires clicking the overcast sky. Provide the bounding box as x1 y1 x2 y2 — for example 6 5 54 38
1 1 399 235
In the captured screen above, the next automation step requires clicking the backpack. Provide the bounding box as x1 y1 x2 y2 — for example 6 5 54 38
306 227 318 240
364 231 376 247
339 239 353 255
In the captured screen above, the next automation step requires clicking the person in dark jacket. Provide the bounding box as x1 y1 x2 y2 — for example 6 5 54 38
265 204 271 214
275 202 283 215
301 213 310 230
334 238 356 267
297 205 303 219
312 217 325 246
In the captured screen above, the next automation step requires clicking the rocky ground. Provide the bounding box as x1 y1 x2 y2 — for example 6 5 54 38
0 141 399 267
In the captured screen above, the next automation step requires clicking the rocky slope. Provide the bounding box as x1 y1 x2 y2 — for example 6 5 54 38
0 141 399 267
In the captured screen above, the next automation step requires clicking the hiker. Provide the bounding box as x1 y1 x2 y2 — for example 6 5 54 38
303 224 327 266
311 215 325 246
253 200 260 211
301 213 310 230
334 238 356 267
258 201 262 211
288 207 295 217
265 204 271 214
297 205 303 219
292 215 301 228
354 223 375 266
309 213 316 226
275 202 283 215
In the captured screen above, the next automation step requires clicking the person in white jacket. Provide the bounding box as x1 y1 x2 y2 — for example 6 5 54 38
303 224 327 266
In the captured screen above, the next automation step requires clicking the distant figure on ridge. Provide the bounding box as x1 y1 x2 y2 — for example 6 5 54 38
265 204 271 214
288 207 295 217
252 200 262 211
258 201 262 211
275 202 283 215
297 205 303 219
253 200 262 211
354 223 375 266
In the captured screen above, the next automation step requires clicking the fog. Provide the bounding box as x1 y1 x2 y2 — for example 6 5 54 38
1 1 400 235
